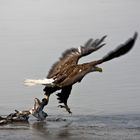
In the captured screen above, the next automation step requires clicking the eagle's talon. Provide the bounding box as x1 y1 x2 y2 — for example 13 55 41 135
58 105 72 114
68 110 72 114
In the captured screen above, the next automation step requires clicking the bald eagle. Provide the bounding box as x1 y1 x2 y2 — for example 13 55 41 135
25 32 138 115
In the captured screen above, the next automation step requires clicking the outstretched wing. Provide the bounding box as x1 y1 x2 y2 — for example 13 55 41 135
92 32 138 66
47 36 106 78
80 35 106 57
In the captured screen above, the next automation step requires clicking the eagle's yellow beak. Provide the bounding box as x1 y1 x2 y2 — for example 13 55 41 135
94 66 103 72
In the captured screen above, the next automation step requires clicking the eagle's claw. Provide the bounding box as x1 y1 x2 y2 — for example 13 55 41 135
58 105 72 114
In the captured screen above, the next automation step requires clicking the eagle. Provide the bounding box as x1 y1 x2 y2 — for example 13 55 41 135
25 32 138 117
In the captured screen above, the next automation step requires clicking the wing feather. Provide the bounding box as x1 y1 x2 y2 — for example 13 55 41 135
47 36 106 78
92 32 138 66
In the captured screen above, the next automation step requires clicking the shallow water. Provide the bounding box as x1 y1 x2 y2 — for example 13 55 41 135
0 0 140 139
1 114 140 140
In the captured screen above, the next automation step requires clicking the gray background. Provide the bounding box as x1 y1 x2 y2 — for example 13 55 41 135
0 0 140 115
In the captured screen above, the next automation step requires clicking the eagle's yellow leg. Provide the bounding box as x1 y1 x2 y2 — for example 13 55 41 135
42 95 50 106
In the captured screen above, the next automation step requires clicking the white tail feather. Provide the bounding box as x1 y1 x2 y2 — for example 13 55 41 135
24 78 54 86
